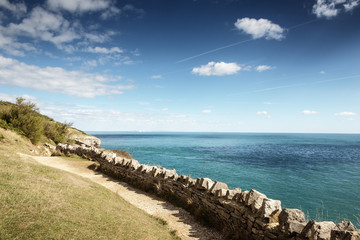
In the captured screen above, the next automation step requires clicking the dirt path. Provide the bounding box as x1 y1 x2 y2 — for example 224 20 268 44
19 153 224 240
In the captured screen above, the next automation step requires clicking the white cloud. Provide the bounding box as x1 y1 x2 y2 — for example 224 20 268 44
86 46 123 54
335 111 357 116
0 6 121 56
257 111 268 115
151 75 162 79
202 110 212 114
47 0 111 13
344 0 360 11
303 110 318 115
256 65 274 72
0 55 135 98
257 111 271 119
162 108 169 111
234 17 285 40
313 0 359 18
4 7 79 48
192 61 241 76
320 70 326 74
0 0 27 16
83 59 97 68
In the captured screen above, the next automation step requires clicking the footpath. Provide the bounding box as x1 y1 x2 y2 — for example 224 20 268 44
19 153 223 240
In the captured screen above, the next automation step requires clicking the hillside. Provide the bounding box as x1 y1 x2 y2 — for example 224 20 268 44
0 101 180 240
0 98 100 147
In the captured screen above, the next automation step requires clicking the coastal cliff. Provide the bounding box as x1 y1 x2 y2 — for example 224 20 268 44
55 142 360 240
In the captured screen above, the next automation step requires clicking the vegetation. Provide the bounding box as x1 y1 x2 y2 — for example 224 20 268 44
0 128 180 240
0 98 71 144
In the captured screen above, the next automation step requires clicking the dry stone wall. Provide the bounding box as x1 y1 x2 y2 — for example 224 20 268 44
56 143 360 240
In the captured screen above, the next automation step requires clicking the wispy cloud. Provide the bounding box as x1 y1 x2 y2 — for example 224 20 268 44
303 110 318 115
47 0 113 13
202 110 212 114
256 65 274 72
319 70 326 74
335 112 356 116
192 61 241 76
312 0 359 18
257 111 268 115
0 55 135 98
257 111 271 118
0 0 27 17
234 17 285 40
151 75 162 79
85 46 123 54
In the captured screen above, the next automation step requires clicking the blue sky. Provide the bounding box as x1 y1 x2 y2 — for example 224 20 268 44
0 0 359 133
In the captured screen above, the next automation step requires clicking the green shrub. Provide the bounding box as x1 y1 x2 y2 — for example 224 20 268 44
0 98 71 144
44 121 72 144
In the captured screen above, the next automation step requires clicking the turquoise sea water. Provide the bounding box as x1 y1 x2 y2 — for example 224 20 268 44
91 132 360 226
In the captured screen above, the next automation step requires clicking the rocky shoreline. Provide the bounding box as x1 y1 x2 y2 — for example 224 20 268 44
54 141 360 240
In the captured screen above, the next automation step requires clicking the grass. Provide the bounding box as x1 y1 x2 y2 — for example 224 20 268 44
0 128 180 240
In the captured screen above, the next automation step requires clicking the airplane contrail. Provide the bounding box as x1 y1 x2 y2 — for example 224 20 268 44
175 18 319 64
252 74 360 93
175 39 253 64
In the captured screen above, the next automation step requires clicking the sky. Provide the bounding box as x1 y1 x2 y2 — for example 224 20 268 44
0 0 359 133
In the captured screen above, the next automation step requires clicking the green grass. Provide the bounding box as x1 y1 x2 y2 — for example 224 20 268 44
0 143 180 239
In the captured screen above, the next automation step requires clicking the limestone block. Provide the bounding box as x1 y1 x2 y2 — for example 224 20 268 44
129 159 140 170
114 157 122 165
260 198 282 219
215 188 228 198
279 208 306 236
279 208 306 225
195 178 214 191
301 220 336 240
226 188 242 201
336 221 357 232
239 190 249 204
245 189 267 211
151 167 160 177
331 229 360 240
187 178 196 187
209 181 229 195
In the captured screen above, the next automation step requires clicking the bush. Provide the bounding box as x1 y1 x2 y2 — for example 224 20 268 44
0 98 71 144
44 121 72 144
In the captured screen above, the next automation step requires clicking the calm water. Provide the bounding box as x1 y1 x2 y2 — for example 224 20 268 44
91 132 360 226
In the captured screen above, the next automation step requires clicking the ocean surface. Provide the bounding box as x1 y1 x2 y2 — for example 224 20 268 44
91 132 360 226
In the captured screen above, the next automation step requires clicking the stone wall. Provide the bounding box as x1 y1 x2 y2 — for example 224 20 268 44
56 143 360 240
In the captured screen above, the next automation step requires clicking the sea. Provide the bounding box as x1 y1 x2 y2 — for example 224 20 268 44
91 132 360 226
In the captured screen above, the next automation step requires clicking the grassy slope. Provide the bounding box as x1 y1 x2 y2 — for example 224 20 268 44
0 128 179 240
